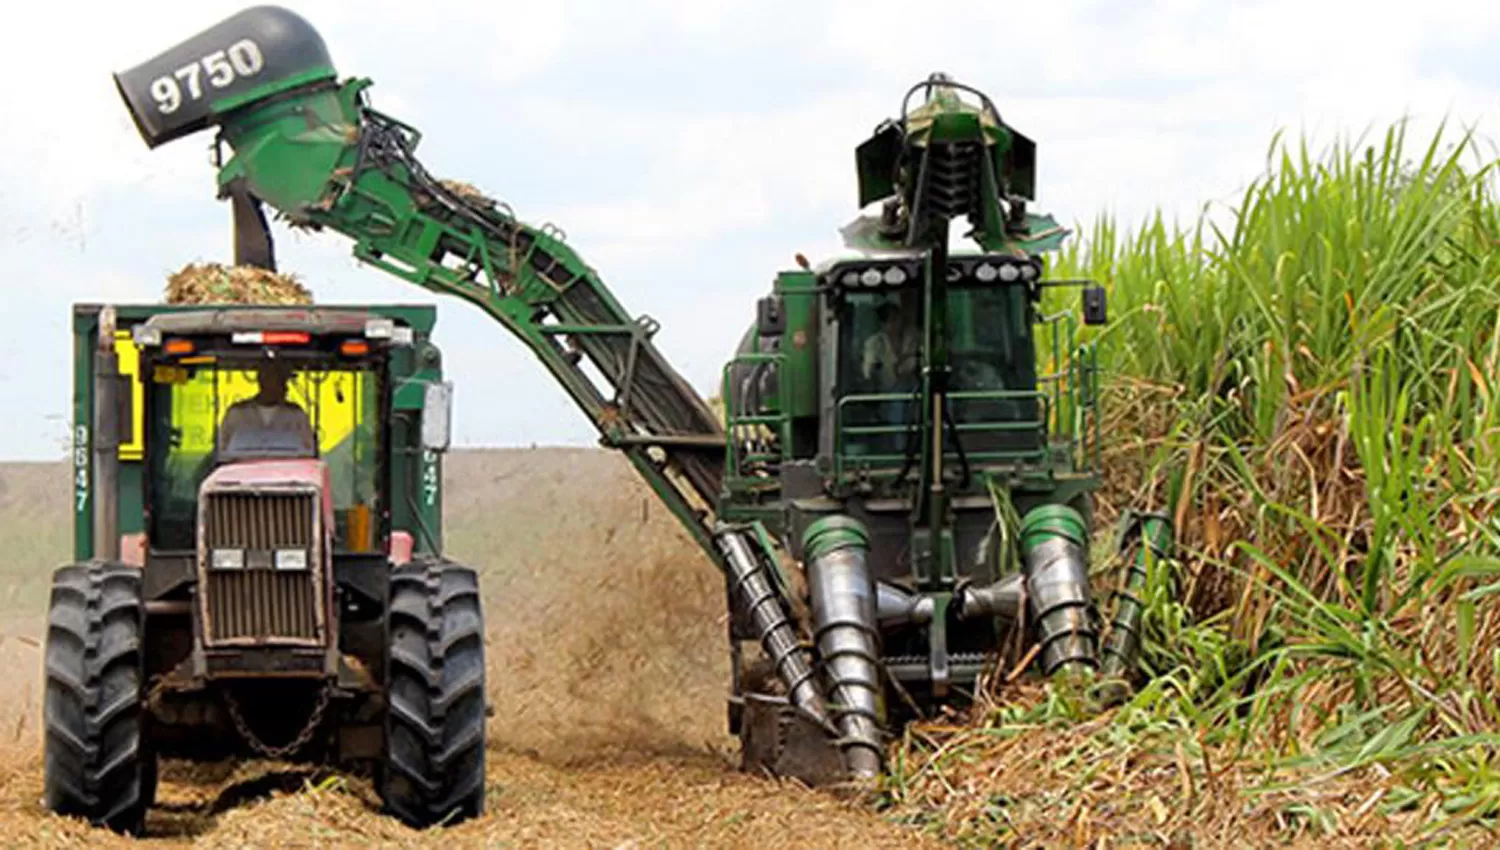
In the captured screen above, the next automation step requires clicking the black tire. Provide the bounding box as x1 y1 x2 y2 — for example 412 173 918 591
42 561 157 835
378 558 486 828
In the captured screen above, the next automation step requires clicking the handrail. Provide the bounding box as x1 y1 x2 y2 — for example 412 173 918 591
720 352 788 483
832 389 1055 479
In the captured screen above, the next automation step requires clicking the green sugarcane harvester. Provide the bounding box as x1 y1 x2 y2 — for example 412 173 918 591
99 3 1178 802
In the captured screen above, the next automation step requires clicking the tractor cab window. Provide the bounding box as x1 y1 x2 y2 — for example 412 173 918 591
146 354 382 553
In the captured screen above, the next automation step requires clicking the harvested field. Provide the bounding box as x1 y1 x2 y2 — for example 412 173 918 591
0 449 937 849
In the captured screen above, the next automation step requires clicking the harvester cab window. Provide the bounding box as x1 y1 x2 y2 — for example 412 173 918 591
946 285 1042 454
835 284 1043 462
838 290 923 458
146 355 382 553
948 286 1037 395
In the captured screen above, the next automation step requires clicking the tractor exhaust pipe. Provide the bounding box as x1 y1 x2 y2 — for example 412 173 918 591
1100 512 1174 690
1019 505 1098 676
802 516 884 779
714 527 832 731
92 307 121 562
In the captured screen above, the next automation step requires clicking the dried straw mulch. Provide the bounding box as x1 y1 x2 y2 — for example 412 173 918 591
164 263 313 305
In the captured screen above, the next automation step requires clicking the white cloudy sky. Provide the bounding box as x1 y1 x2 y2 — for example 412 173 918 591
0 0 1496 459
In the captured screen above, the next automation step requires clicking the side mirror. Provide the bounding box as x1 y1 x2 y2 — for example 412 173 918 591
421 381 453 452
756 296 786 337
1082 285 1107 326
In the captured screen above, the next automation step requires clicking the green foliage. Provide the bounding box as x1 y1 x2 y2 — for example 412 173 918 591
892 119 1500 842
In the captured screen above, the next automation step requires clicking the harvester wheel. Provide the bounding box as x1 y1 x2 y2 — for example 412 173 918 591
378 558 487 828
42 561 157 835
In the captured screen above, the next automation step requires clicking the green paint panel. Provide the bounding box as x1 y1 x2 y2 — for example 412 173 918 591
773 272 818 419
1020 504 1088 553
801 514 869 559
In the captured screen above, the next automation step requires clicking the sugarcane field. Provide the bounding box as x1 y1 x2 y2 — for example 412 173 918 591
1 2 1499 848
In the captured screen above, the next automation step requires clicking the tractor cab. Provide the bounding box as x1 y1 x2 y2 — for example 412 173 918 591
131 309 403 563
125 307 440 673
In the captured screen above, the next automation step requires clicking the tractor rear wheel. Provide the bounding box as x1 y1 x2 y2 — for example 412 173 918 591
42 561 157 835
378 558 487 828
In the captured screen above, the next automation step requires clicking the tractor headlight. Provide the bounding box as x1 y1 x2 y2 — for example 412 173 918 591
274 549 309 570
211 548 244 569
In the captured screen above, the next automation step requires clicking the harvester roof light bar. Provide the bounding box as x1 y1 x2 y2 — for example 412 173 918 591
834 263 918 289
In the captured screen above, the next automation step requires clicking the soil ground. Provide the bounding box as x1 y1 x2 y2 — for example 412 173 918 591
0 448 938 848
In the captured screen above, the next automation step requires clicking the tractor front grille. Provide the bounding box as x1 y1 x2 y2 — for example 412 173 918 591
201 491 321 644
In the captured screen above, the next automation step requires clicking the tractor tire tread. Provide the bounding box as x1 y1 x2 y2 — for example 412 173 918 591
42 561 155 836
379 557 486 829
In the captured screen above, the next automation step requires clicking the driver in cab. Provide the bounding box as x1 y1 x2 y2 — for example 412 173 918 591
862 296 921 392
218 359 316 454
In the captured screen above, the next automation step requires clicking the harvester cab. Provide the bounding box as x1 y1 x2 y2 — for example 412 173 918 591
46 302 487 834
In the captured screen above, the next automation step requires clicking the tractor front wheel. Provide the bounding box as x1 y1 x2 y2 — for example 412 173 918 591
42 561 157 835
378 558 487 828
